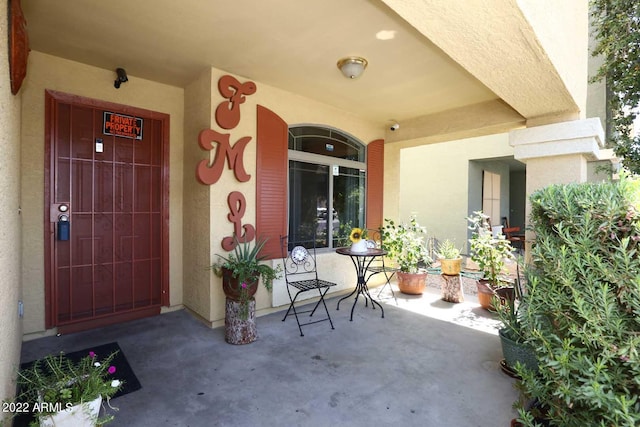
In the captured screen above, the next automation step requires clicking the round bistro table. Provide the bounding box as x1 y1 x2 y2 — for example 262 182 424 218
335 247 386 321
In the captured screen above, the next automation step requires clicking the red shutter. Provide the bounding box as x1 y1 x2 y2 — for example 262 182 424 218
256 105 288 259
366 139 384 230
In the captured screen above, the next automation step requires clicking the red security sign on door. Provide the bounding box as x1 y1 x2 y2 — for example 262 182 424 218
103 111 143 140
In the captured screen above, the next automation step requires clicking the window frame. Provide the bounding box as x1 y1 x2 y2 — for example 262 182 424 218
287 125 367 251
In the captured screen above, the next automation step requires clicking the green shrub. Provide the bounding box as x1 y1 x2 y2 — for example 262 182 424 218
517 177 640 426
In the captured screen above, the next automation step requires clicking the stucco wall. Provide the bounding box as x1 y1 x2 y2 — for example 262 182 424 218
586 17 607 132
518 0 589 117
182 70 214 321
0 0 24 414
20 51 185 335
185 68 381 324
394 133 515 253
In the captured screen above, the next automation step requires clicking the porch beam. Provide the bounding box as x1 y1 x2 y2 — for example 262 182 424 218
381 0 582 123
385 99 525 147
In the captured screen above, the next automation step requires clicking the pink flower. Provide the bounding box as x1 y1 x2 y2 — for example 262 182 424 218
108 366 116 374
89 351 96 358
241 282 247 289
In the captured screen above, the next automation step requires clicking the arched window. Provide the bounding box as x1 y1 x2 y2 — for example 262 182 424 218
288 125 366 248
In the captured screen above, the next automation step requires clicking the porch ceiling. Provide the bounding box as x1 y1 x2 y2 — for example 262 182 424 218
22 0 577 137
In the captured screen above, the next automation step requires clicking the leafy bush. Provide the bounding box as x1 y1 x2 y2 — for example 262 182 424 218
516 177 640 426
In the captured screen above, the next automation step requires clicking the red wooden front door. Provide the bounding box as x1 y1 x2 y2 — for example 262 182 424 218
44 91 169 333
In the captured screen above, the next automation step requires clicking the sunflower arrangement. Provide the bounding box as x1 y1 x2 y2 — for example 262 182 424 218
347 227 370 252
349 227 366 243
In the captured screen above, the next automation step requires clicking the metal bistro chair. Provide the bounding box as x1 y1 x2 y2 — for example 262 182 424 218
280 234 336 336
364 228 400 302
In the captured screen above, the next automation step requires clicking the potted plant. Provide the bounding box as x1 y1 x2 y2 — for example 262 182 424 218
381 216 433 295
435 239 464 302
9 350 122 427
467 211 515 309
493 265 538 376
435 239 462 275
212 236 281 320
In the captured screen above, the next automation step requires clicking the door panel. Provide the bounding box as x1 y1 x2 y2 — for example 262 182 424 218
45 90 169 331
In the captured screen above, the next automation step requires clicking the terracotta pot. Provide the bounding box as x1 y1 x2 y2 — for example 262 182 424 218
439 257 462 276
221 267 259 301
476 279 496 310
397 271 428 295
477 280 516 311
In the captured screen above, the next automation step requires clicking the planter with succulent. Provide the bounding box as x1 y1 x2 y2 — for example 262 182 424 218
381 216 433 295
467 211 515 310
212 236 281 344
435 239 464 302
493 264 537 377
435 239 462 275
7 349 122 427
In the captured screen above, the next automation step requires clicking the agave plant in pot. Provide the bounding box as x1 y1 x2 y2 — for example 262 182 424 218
8 350 122 427
467 211 516 309
381 216 433 295
212 236 281 344
212 236 281 318
493 264 538 377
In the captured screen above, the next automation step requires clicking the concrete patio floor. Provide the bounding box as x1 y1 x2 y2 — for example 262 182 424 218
20 283 519 427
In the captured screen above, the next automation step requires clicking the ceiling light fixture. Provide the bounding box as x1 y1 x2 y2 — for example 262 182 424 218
337 56 368 79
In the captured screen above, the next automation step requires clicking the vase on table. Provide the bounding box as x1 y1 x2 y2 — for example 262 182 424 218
350 240 368 252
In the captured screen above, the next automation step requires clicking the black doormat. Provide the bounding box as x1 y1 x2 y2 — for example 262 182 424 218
12 342 141 427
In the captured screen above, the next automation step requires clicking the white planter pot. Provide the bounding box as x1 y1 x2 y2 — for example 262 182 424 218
39 395 102 427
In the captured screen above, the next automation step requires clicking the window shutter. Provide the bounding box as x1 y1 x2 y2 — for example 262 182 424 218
366 139 384 230
256 105 288 259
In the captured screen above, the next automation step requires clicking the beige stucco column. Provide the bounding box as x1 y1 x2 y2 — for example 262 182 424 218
510 117 606 190
509 118 607 251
